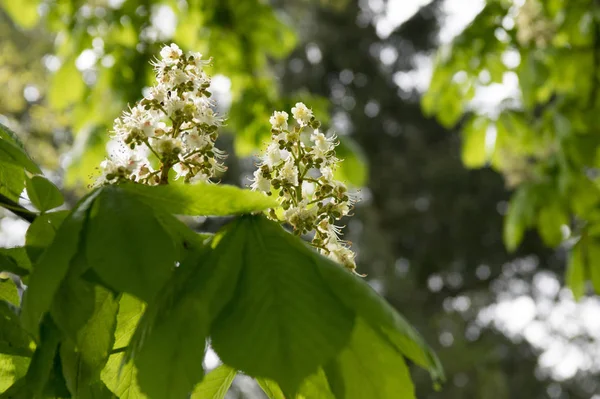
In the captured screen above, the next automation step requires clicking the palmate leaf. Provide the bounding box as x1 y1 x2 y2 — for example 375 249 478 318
85 186 178 302
130 224 244 399
210 216 355 394
209 215 443 395
119 182 278 216
21 190 101 339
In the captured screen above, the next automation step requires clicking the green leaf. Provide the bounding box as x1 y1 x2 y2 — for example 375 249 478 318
132 226 243 399
0 355 29 393
334 137 368 187
190 365 237 399
258 372 336 399
119 182 278 216
25 176 64 213
503 187 534 253
210 216 355 394
0 248 31 275
314 244 444 383
0 163 25 202
0 124 25 149
296 369 336 399
461 115 489 168
0 279 19 306
567 242 586 300
0 136 41 175
0 301 33 357
324 318 415 399
537 202 568 247
25 210 69 264
21 190 100 338
86 186 177 302
58 286 118 383
101 295 145 399
256 379 286 399
19 317 62 397
0 252 29 278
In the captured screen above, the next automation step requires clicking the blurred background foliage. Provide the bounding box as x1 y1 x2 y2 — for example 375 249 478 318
3 0 600 398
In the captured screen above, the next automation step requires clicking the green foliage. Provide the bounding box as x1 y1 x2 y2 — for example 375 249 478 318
190 365 237 399
0 124 41 175
25 210 69 264
424 0 600 293
0 165 442 398
210 216 354 394
25 176 64 213
86 187 178 302
120 182 278 216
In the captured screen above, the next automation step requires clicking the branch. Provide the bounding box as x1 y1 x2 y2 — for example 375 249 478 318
0 193 37 223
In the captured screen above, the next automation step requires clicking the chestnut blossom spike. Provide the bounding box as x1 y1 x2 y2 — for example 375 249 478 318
250 105 361 275
97 43 227 186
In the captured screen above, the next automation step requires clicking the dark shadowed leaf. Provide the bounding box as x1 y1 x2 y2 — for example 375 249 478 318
25 210 69 264
132 225 243 399
210 216 355 394
21 190 100 338
0 301 33 357
86 186 177 302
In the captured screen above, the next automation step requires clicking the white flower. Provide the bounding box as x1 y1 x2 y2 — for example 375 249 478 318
166 67 189 86
326 240 356 271
263 142 283 167
164 96 186 115
189 171 210 184
280 157 299 185
173 162 190 180
284 200 317 226
311 130 336 153
250 169 271 192
270 111 289 130
184 131 211 150
160 43 182 66
291 102 313 126
302 181 315 197
147 85 167 103
321 165 334 181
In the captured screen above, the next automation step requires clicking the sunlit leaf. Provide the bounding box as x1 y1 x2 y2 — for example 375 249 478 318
119 182 277 216
190 365 237 399
25 176 64 213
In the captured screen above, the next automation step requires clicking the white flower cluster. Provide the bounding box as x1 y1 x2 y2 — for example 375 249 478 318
99 43 226 186
251 103 361 274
